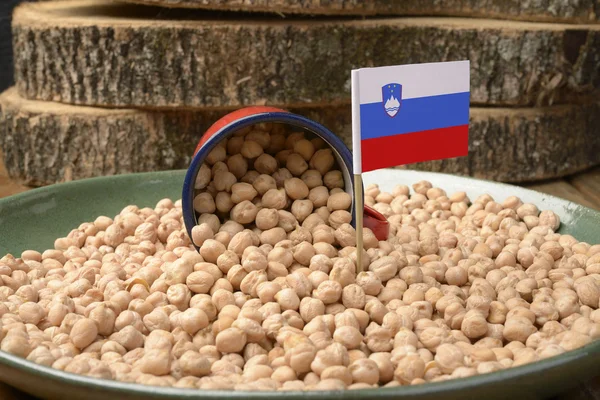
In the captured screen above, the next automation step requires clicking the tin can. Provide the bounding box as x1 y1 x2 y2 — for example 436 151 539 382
182 106 388 249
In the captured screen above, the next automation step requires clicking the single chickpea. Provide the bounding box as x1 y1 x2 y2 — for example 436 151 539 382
275 288 300 311
284 178 310 201
323 171 344 190
240 140 264 159
245 173 274 196
230 201 259 225
254 154 278 175
538 210 561 231
293 139 315 161
197 214 221 234
231 183 258 204
461 310 488 339
262 189 288 210
333 326 363 350
179 308 209 336
301 170 323 190
309 149 335 176
286 153 309 176
227 153 248 179
313 379 347 391
186 271 215 294
199 239 226 264
70 318 98 350
271 365 297 383
215 327 247 354
309 186 330 208
575 278 600 308
193 193 216 215
255 209 279 231
393 353 425 384
261 228 288 247
503 316 537 343
18 302 45 325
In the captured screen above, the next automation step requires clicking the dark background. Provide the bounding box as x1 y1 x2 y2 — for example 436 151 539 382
0 0 23 93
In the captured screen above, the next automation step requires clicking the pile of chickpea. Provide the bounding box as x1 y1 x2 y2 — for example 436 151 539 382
0 123 598 392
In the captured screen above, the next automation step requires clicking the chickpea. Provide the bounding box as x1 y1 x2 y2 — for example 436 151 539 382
275 289 300 311
89 303 117 336
186 271 215 294
18 302 45 325
70 318 98 350
368 256 399 282
327 192 352 213
230 201 259 225
227 153 248 178
461 310 488 339
284 178 309 201
254 154 278 175
247 175 275 198
342 285 366 309
575 278 600 308
230 183 258 204
333 326 363 350
240 140 263 159
216 328 247 354
300 170 323 190
291 139 315 161
503 317 537 343
193 193 216 215
309 186 329 209
179 308 209 336
394 353 425 384
261 228 287 247
309 149 335 176
314 280 342 305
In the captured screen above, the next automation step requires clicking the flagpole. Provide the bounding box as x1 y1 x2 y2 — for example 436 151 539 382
351 70 364 274
353 175 364 274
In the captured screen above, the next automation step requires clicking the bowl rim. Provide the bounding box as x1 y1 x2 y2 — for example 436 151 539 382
0 341 598 399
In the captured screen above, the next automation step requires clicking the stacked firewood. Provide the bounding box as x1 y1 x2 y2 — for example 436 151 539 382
1 0 599 186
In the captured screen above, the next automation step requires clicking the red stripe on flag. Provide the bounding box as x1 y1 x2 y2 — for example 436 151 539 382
361 125 469 173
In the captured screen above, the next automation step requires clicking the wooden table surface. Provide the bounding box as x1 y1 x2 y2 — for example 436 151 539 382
0 159 599 399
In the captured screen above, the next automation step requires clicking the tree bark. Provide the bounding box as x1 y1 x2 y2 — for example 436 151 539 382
2 88 598 185
0 87 225 186
13 0 600 109
119 0 600 24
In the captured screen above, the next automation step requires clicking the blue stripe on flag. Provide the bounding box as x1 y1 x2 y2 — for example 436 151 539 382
360 92 470 140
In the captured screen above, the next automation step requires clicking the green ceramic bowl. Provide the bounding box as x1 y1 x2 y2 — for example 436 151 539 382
0 170 598 400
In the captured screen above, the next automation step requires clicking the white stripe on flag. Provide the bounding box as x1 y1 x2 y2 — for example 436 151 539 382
351 69 362 174
357 61 470 104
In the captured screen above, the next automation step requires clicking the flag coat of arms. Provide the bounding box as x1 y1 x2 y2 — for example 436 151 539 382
351 61 470 173
382 84 402 117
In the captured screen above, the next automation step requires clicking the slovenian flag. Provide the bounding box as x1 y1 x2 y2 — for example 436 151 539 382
351 61 470 173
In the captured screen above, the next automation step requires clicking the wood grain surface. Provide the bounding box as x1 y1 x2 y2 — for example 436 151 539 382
2 89 599 185
12 0 600 109
115 0 600 24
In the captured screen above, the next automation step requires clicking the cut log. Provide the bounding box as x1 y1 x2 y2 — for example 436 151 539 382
117 0 600 24
0 87 226 186
2 88 598 185
13 0 600 109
